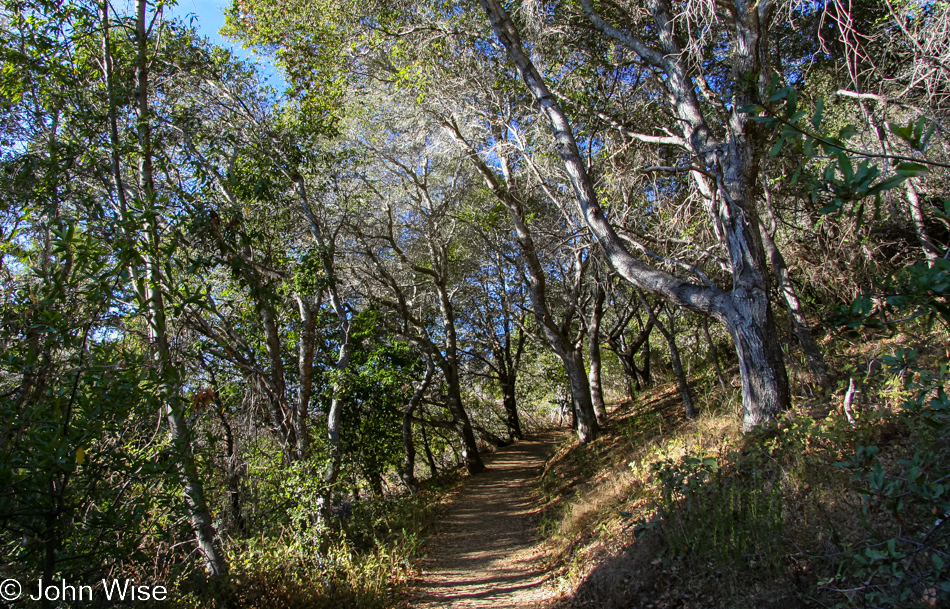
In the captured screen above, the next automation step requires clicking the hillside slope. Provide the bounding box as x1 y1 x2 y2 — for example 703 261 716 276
530 332 950 608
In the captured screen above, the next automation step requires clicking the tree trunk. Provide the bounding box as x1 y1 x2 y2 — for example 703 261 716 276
722 293 789 431
640 340 652 389
319 297 353 523
476 0 790 431
217 406 245 536
220 419 245 536
501 373 522 441
643 297 695 419
321 414 345 518
760 225 829 387
419 417 438 477
294 295 315 459
134 0 226 577
444 367 487 473
260 304 295 461
293 177 355 509
588 283 608 426
906 179 941 259
703 317 729 393
610 342 641 395
205 364 246 537
440 429 463 466
562 347 598 443
399 359 435 494
445 120 597 443
400 410 419 495
433 270 487 473
607 311 655 396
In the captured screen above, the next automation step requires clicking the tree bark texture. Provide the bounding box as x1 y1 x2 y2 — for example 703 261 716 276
260 304 296 462
501 373 522 441
446 120 598 443
588 282 608 426
760 225 829 387
294 295 315 459
476 0 790 431
134 0 226 577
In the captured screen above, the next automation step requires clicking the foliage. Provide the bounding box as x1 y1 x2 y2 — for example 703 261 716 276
648 450 784 571
819 351 950 607
745 80 936 220
163 477 451 608
836 257 950 331
3 0 950 605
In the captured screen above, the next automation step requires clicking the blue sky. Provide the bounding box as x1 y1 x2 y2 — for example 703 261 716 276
168 0 286 89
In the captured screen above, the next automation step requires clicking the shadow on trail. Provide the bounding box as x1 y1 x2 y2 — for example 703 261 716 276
408 432 563 609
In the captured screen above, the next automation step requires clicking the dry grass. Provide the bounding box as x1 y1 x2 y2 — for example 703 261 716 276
531 327 950 609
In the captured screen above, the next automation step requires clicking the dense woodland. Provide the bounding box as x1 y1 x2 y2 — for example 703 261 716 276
1 0 949 606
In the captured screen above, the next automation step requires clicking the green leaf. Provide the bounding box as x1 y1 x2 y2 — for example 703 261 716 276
838 153 854 182
791 164 803 184
811 97 824 130
769 86 791 102
921 121 936 152
803 136 815 158
785 87 798 116
866 175 907 197
889 121 913 141
738 104 764 114
913 116 926 142
769 137 786 157
839 124 859 140
854 200 865 227
895 162 928 177
821 138 845 155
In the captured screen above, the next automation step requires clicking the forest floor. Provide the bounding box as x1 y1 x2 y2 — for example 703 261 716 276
402 431 565 609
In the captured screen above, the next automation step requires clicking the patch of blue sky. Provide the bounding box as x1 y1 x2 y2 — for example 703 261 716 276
166 0 287 91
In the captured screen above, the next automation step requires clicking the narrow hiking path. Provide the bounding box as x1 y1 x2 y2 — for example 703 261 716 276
405 432 564 609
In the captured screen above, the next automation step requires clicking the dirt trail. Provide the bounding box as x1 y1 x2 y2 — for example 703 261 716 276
406 432 562 609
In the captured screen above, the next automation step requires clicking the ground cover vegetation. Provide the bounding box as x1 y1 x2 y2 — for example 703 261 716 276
533 326 950 608
0 0 948 606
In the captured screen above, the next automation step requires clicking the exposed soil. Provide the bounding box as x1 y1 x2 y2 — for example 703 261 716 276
405 432 564 609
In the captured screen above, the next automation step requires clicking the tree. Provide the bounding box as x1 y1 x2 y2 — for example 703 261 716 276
604 278 658 394
348 117 487 473
0 0 230 579
126 0 226 575
460 228 528 442
225 0 802 431
472 0 793 431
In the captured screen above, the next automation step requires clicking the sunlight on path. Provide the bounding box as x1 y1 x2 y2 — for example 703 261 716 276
406 432 563 609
